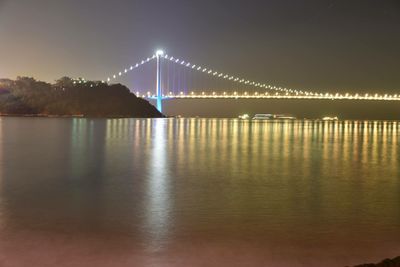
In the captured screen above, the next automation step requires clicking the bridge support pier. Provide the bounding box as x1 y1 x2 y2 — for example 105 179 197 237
156 50 164 113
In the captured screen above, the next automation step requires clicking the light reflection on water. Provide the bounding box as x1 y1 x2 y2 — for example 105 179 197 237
146 119 171 251
0 118 3 230
0 118 399 267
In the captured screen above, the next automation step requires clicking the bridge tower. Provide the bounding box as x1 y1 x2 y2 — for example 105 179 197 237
156 50 164 113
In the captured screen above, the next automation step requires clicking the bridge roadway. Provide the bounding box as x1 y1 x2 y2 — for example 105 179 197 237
141 92 400 102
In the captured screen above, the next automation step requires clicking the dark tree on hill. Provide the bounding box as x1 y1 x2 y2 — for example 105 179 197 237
0 77 163 118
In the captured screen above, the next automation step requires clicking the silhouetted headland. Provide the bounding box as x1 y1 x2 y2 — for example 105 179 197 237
0 77 163 118
348 256 400 267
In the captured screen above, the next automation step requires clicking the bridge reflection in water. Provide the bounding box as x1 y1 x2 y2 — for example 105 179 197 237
0 118 399 267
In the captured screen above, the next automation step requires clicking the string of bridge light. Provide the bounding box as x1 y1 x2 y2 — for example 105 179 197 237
102 55 156 83
160 54 400 100
160 54 314 96
144 93 400 101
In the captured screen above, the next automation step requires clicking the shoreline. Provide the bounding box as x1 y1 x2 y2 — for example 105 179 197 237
0 114 163 119
1 114 400 122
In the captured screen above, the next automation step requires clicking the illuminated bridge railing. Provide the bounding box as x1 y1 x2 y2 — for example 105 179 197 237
139 92 400 101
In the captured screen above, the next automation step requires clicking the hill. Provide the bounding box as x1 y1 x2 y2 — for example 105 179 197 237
0 77 163 118
348 256 400 267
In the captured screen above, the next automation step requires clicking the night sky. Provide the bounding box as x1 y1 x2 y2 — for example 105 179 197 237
0 0 399 118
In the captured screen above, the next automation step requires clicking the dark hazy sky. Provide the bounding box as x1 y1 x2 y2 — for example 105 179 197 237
0 0 399 94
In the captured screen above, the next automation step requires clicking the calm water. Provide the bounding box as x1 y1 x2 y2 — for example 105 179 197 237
0 117 399 267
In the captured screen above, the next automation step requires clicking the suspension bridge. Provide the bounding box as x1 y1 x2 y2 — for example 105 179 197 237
96 50 399 113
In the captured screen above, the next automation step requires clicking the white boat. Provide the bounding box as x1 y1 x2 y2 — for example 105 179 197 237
238 114 250 120
274 115 296 120
322 116 339 121
253 114 296 120
252 114 274 120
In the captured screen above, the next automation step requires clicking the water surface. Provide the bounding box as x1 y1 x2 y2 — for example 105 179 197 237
0 118 399 267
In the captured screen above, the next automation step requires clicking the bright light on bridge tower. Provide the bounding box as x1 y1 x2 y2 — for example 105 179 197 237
156 49 164 113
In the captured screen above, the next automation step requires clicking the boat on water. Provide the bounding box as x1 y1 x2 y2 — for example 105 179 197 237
238 114 250 120
252 114 296 120
322 116 339 121
253 114 274 120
